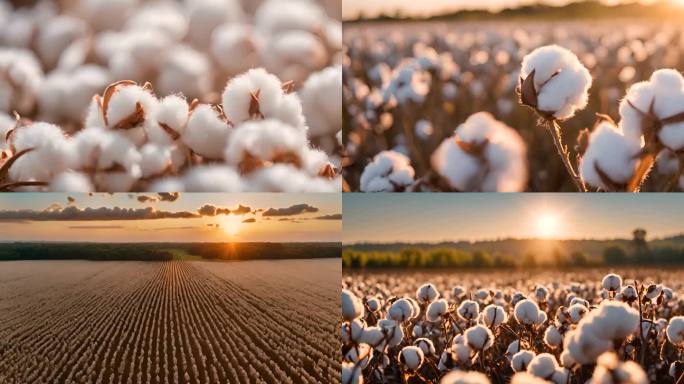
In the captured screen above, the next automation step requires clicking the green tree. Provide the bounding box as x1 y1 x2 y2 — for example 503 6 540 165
603 246 627 265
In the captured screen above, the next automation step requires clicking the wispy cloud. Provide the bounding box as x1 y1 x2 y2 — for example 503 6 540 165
262 204 319 217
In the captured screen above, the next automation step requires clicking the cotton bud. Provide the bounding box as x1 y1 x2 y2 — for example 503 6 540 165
512 292 526 306
644 284 662 300
414 338 436 356
555 306 570 324
225 119 307 174
511 350 535 372
567 303 587 324
431 112 527 192
666 316 684 346
458 300 480 321
344 343 372 369
366 297 381 313
300 65 342 138
621 285 638 302
519 45 592 120
341 362 362 384
388 298 414 323
359 150 415 192
452 286 466 299
0 49 43 115
481 304 507 327
591 352 647 384
544 325 563 348
602 273 623 292
426 299 449 322
514 299 544 326
221 68 305 129
579 120 641 191
415 283 439 304
341 318 365 344
342 289 364 321
569 297 589 307
398 346 424 372
535 286 549 302
182 104 230 159
464 325 494 351
49 171 94 192
9 122 73 183
527 353 559 379
440 371 490 384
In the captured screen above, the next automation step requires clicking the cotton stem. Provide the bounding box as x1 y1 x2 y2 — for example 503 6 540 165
544 119 587 192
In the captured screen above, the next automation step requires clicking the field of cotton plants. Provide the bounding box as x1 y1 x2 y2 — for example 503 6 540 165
0 259 340 383
341 268 684 384
342 20 684 192
0 0 341 192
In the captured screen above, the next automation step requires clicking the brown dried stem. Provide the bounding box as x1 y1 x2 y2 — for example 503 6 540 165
544 119 587 192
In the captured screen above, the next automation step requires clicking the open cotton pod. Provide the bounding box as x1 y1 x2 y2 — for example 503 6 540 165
181 103 231 160
0 49 44 116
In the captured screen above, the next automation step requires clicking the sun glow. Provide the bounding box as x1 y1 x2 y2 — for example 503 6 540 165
222 215 243 237
536 211 562 238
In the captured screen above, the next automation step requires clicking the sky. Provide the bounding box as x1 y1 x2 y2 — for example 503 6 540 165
343 193 684 244
342 0 665 19
0 193 341 243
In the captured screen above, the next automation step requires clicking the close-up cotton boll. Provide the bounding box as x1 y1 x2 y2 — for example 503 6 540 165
464 325 494 351
8 122 74 183
210 23 261 76
180 165 243 192
431 112 527 192
300 65 342 139
514 299 544 326
342 289 364 321
398 346 424 372
427 299 449 322
481 304 507 327
591 352 648 384
440 371 491 384
511 350 536 372
341 362 363 384
416 283 440 304
181 104 230 160
389 298 415 323
359 150 415 192
0 49 43 115
666 316 684 345
527 353 559 380
602 273 623 292
519 45 592 120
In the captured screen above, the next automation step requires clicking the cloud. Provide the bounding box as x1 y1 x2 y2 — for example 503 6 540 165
149 226 196 231
314 213 342 220
232 204 252 215
242 218 256 223
68 225 124 229
262 204 319 217
198 204 232 216
137 195 157 203
67 196 75 204
0 206 199 221
157 192 180 202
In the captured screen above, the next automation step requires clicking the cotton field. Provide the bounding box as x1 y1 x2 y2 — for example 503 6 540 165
0 0 342 192
0 259 340 383
341 268 684 383
342 21 684 192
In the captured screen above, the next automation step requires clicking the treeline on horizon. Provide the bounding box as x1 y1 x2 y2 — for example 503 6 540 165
346 1 682 23
0 242 341 262
343 244 684 269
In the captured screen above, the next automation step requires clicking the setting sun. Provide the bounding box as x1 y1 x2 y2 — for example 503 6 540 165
222 215 243 237
536 212 561 238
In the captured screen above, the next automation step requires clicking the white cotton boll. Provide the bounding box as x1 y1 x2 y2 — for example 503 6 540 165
464 325 494 351
301 148 333 177
515 299 543 326
38 65 110 123
452 286 466 299
341 362 362 384
655 93 684 152
591 352 648 384
0 112 14 152
378 319 403 348
147 176 185 192
344 343 372 369
182 104 230 159
93 169 140 192
452 342 473 364
263 31 327 84
644 284 662 300
564 321 612 365
125 2 188 41
535 286 549 302
70 126 108 170
79 0 138 31
415 338 436 356
221 68 280 121
511 350 536 372
506 340 521 360
621 285 638 302
481 305 507 327
440 370 490 384
341 318 365 344
342 289 364 321
300 65 342 137
618 81 654 141
139 143 172 178
398 346 424 371
95 131 141 174
568 303 587 323
666 316 684 345
9 123 73 182
560 350 575 368
182 165 242 192
367 297 381 313
544 325 563 348
49 171 94 192
254 0 325 36
210 24 262 76
520 45 592 120
416 283 440 304
650 68 684 91
106 85 158 130
150 95 190 144
157 46 213 101
511 372 549 384
389 298 414 323
36 15 88 69
431 112 527 192
359 150 415 192
225 119 307 168
427 299 449 322
551 369 568 384
245 163 339 192
458 300 480 321
527 353 559 379
186 0 244 49
580 121 641 190
272 92 307 130
415 119 434 141
602 273 623 292
0 49 44 115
